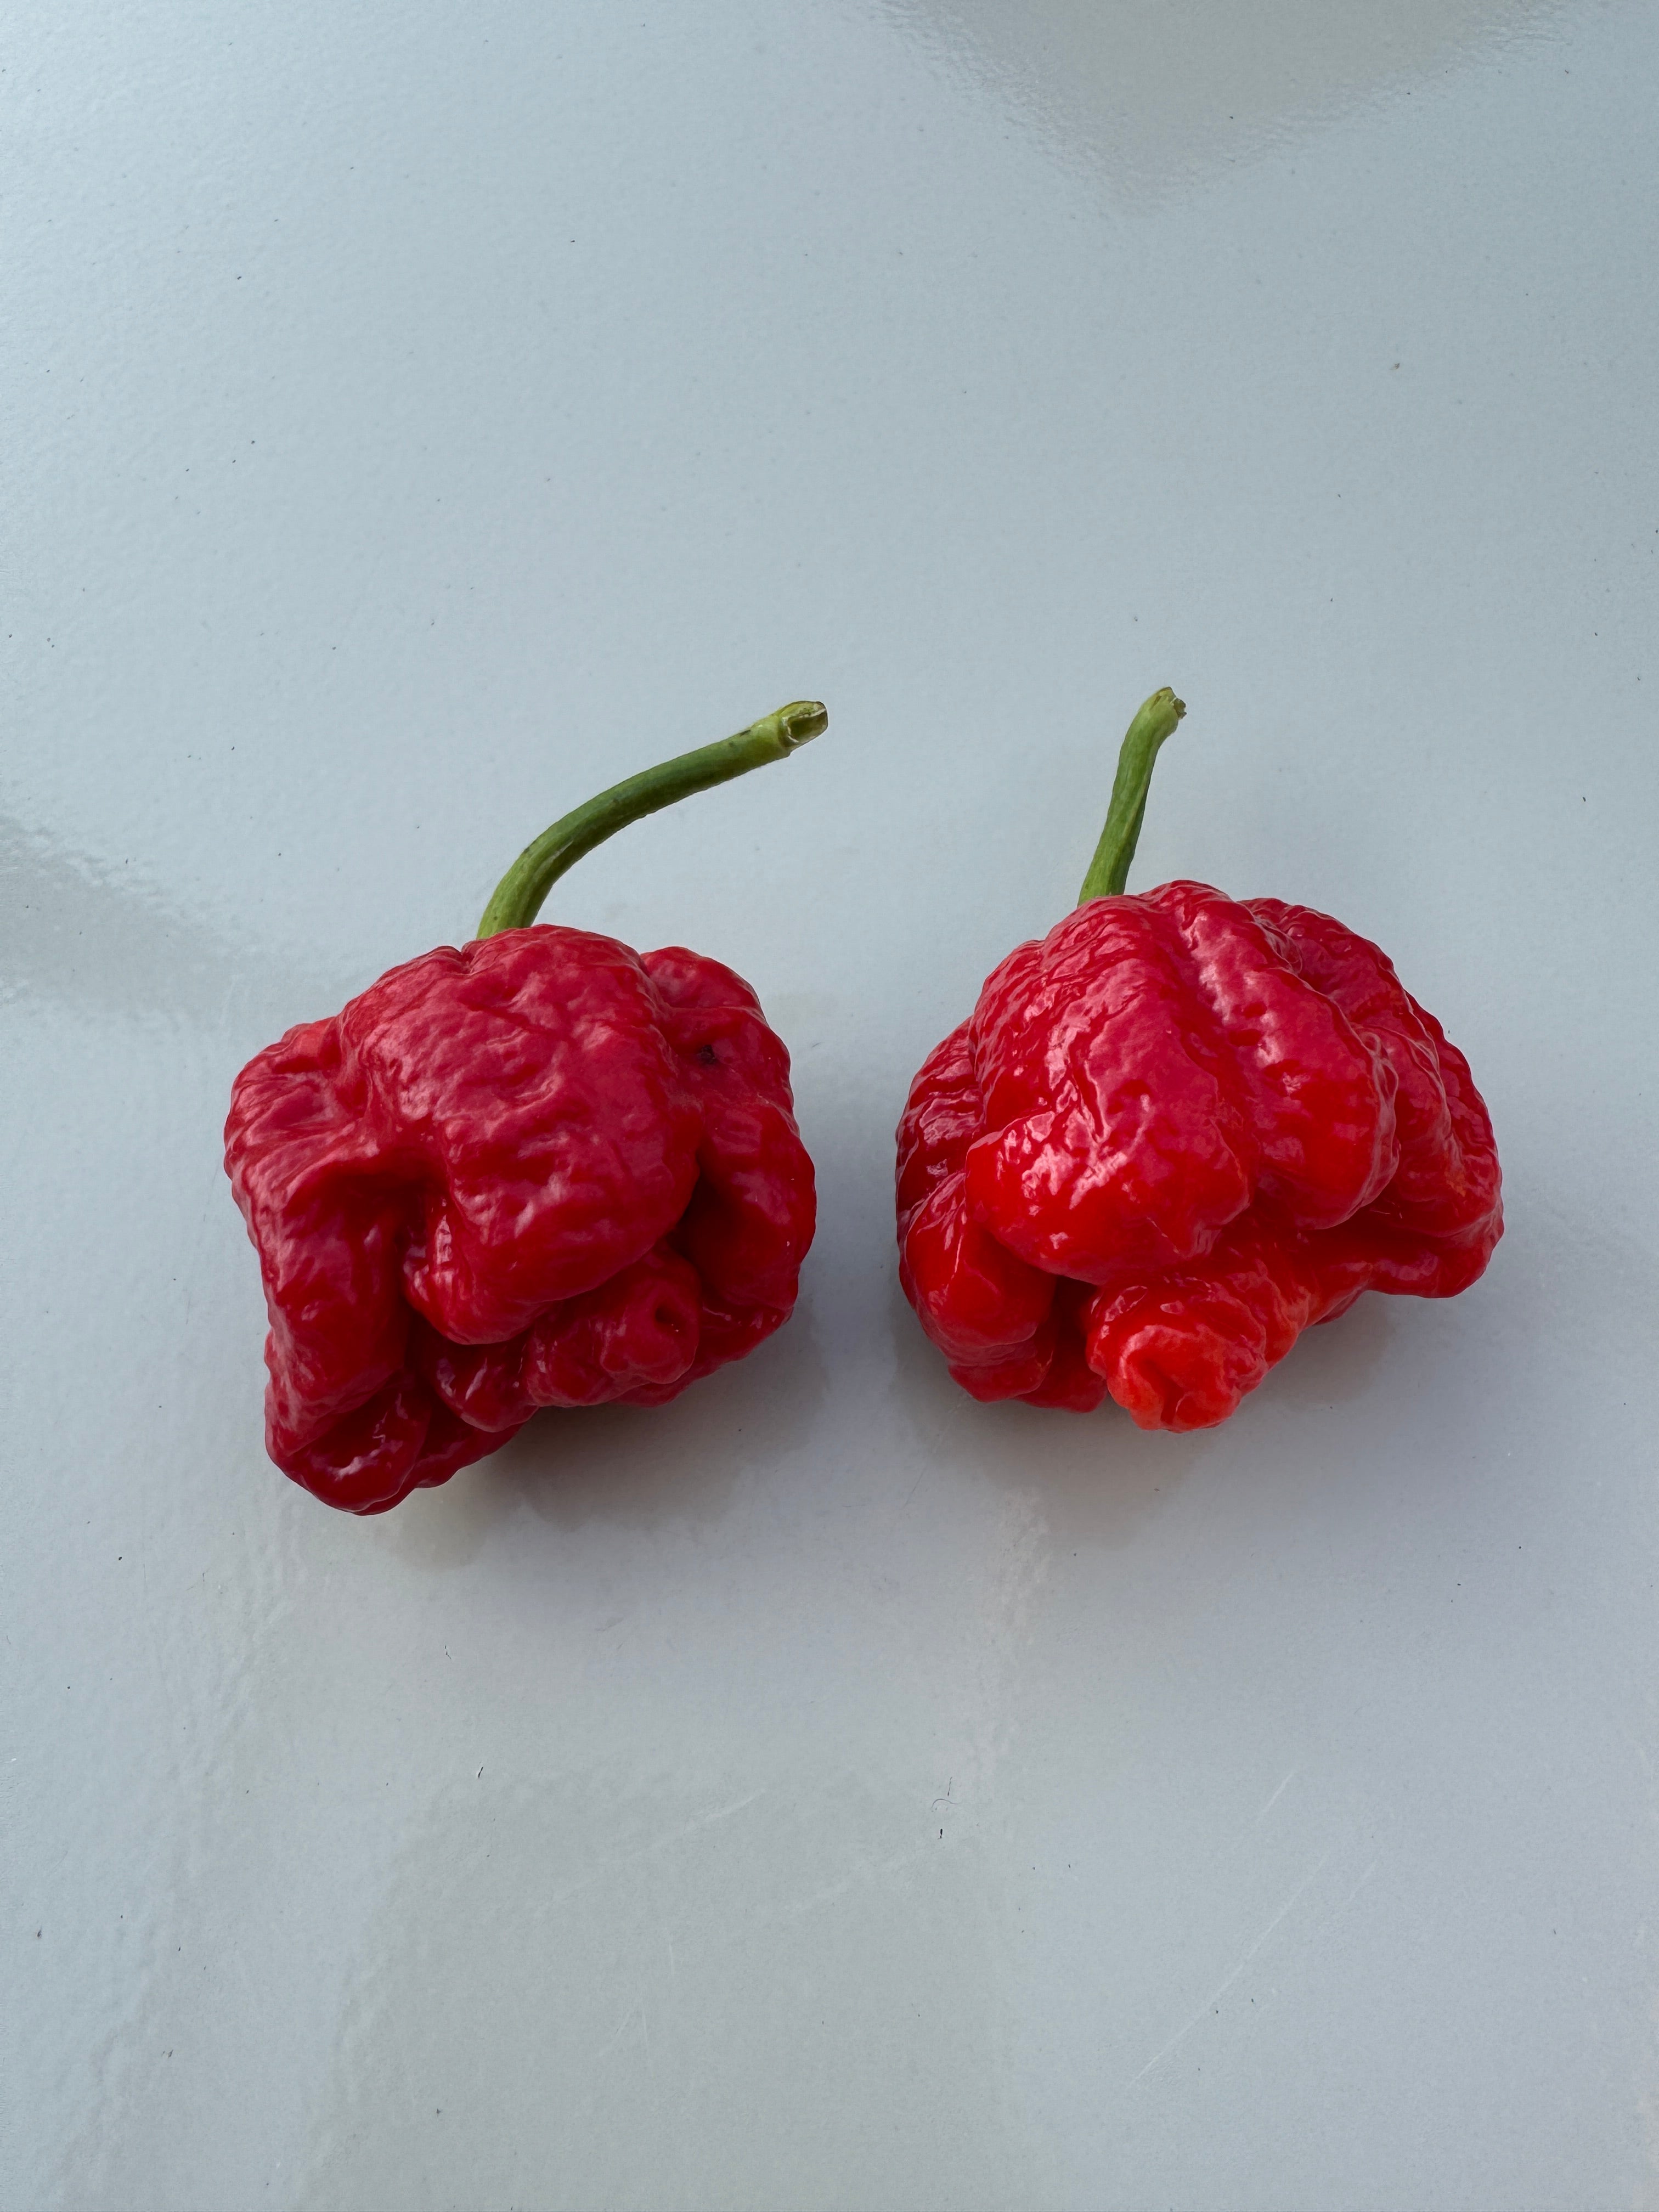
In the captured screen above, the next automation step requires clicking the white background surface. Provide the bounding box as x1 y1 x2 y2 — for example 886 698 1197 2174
5 3 1657 2204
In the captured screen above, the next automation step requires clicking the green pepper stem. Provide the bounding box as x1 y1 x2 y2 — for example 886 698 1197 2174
476 699 828 938
1075 686 1187 905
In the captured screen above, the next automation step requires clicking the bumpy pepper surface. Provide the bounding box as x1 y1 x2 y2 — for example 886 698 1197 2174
226 703 822 1513
896 690 1502 1430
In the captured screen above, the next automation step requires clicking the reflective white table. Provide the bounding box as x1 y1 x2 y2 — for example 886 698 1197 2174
7 2 1656 2203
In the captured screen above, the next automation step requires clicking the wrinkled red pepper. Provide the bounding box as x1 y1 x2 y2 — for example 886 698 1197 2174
896 689 1502 1430
227 702 823 1512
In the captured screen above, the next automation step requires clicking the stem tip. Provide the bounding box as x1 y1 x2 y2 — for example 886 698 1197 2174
772 699 828 749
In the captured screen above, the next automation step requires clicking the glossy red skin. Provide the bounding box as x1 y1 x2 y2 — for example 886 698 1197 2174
226 926 815 1512
896 883 1502 1430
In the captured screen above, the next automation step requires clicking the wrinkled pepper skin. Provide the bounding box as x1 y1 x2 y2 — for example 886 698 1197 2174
227 926 814 1513
897 882 1501 1430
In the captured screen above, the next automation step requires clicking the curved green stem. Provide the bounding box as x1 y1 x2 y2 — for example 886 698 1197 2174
477 699 827 938
1076 686 1186 904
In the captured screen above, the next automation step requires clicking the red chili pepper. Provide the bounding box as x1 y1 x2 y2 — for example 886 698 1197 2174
896 690 1502 1430
226 702 825 1513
